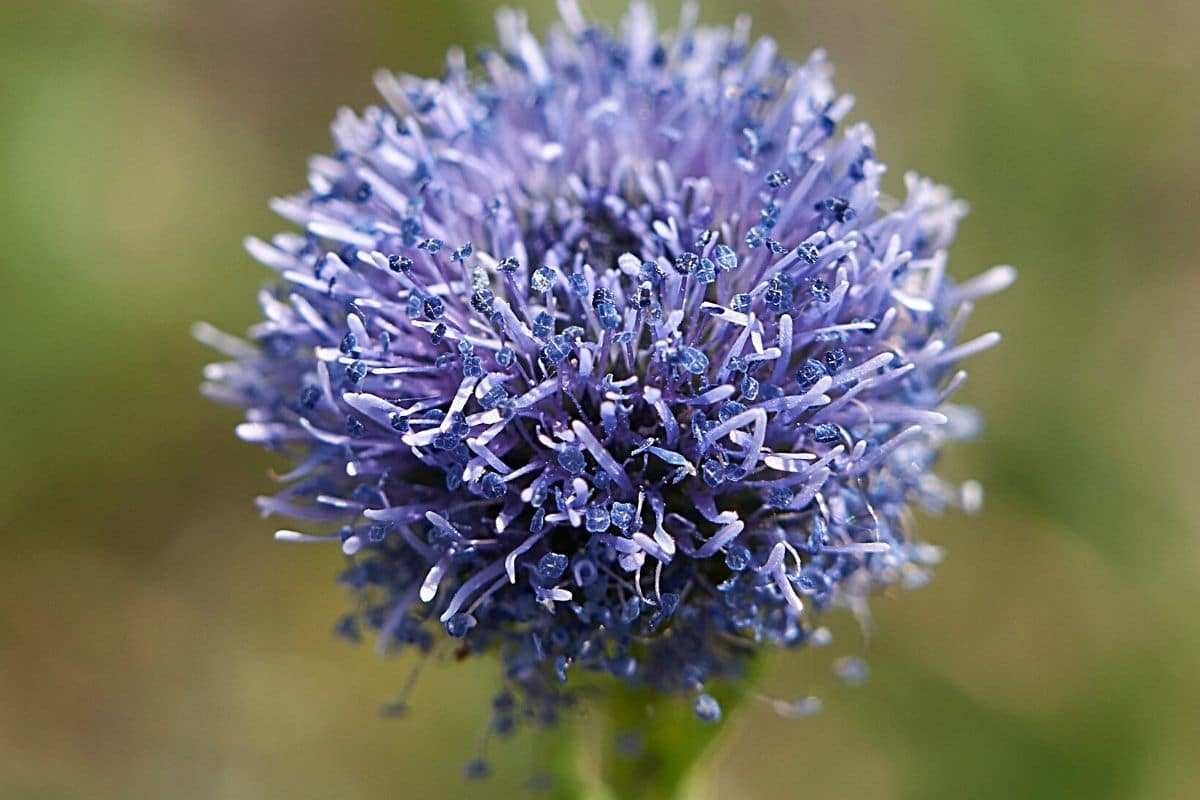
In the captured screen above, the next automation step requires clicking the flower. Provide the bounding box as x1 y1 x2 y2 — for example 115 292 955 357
198 0 1012 755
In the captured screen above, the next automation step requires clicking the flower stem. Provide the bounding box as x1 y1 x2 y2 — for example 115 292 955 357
598 679 750 800
546 656 761 799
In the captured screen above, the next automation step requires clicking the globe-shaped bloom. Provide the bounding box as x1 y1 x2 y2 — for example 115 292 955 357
199 0 1011 738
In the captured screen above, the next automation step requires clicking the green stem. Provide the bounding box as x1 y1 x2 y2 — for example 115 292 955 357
600 675 753 800
544 717 590 800
547 659 762 799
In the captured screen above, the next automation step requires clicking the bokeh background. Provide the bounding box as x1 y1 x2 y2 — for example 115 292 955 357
2 0 1197 797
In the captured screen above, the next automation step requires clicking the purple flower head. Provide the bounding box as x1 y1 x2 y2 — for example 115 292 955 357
199 0 1012 750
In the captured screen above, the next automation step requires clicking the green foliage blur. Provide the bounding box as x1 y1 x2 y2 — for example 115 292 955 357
2 0 1196 797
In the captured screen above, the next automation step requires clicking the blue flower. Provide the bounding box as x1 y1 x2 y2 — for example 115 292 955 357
198 0 1013 759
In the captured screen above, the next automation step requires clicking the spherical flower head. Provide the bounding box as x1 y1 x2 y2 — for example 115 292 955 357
199 0 1012 741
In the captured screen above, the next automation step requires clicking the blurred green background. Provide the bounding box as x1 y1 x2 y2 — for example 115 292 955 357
2 0 1197 797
